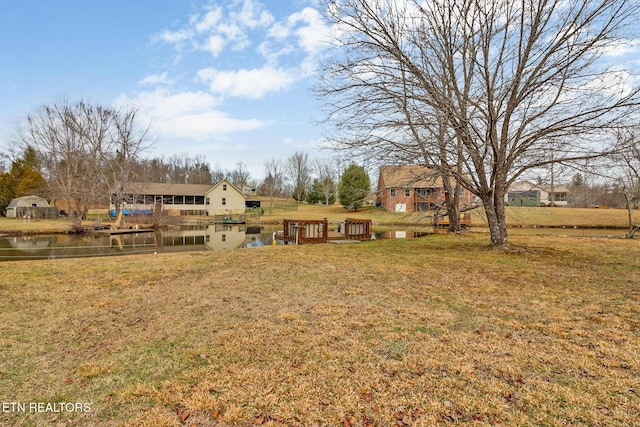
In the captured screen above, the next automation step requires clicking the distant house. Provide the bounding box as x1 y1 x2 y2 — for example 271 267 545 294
240 184 257 197
507 181 569 207
5 195 54 219
376 165 474 213
110 179 246 216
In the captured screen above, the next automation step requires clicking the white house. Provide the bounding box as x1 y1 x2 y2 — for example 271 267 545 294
206 180 246 216
507 181 569 207
111 179 246 217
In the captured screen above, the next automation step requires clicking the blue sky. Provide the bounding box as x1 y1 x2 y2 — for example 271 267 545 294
3 1 640 183
0 0 331 179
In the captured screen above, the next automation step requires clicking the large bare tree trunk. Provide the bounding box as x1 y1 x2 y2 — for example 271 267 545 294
441 172 461 233
483 196 509 246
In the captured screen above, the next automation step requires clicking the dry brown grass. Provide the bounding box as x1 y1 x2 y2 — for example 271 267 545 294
253 203 635 229
2 203 633 236
1 233 638 426
475 206 636 228
0 218 73 235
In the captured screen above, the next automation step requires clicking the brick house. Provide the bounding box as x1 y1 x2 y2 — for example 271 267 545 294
376 165 474 213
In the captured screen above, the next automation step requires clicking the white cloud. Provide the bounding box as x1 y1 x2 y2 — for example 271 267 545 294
197 66 296 98
204 35 226 56
263 6 331 75
581 67 636 98
282 136 320 149
233 0 275 29
154 1 332 80
139 72 171 86
195 7 223 33
158 28 193 44
601 38 640 57
288 7 329 55
115 89 266 140
266 21 290 39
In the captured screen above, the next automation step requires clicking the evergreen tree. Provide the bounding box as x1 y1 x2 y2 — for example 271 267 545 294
0 146 49 214
338 164 370 211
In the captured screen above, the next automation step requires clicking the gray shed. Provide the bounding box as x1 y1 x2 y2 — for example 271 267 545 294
5 195 52 219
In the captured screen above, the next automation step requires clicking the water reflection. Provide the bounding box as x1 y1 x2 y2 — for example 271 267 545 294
0 225 440 261
0 225 274 261
375 230 431 239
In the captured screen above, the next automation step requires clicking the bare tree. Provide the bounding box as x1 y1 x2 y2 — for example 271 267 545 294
285 151 312 202
228 162 251 189
313 158 338 205
262 159 285 215
17 100 151 232
611 129 640 237
103 106 153 223
319 0 640 246
186 154 214 184
210 164 226 183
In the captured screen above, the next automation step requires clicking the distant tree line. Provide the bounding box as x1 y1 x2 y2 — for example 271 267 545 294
1 99 375 223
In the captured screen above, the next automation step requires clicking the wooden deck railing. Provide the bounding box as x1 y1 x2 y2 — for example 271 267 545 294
344 218 372 240
281 219 328 244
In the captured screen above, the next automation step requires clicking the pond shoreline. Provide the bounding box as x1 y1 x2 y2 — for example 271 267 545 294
0 220 633 238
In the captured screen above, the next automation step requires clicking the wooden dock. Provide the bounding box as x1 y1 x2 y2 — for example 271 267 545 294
94 228 154 236
276 218 373 245
436 213 472 228
344 218 372 240
278 219 328 244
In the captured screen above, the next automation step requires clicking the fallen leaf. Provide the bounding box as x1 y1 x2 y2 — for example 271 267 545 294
411 407 425 420
179 411 190 423
343 415 356 427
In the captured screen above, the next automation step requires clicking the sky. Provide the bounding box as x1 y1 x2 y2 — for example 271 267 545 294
0 0 332 180
2 1 640 184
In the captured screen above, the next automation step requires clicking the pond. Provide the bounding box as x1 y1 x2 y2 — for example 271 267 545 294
0 225 273 261
0 224 439 262
1 225 630 261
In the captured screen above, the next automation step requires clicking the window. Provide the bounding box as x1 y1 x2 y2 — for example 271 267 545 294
405 189 410 197
415 188 433 197
222 197 226 206
205 197 210 205
390 189 396 197
195 196 204 205
223 184 227 191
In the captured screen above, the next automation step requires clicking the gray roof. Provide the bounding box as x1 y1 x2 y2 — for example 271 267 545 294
121 182 214 196
7 195 49 208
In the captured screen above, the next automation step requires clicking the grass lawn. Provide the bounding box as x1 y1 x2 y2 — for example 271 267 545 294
1 233 638 426
251 203 635 229
1 203 635 235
